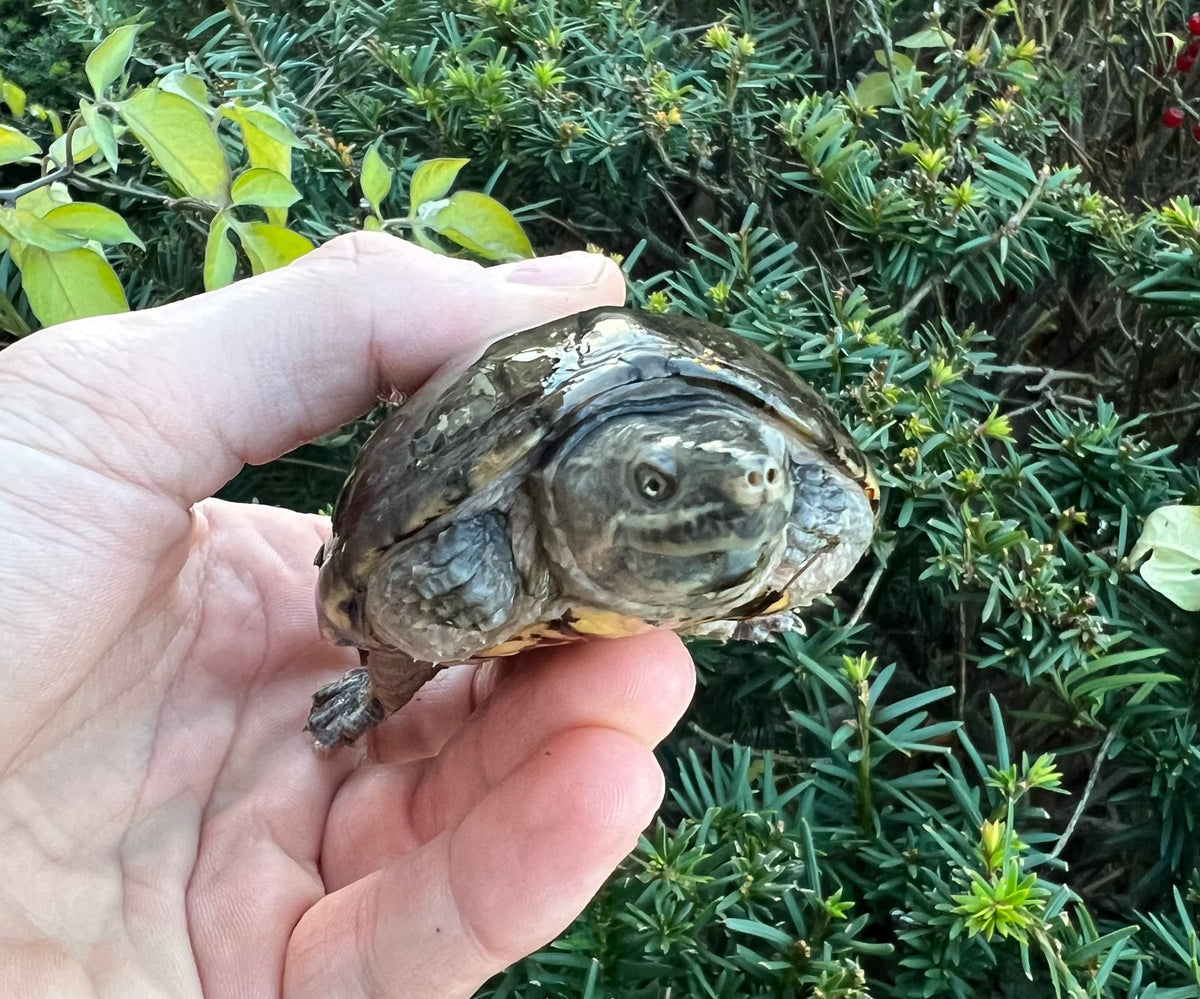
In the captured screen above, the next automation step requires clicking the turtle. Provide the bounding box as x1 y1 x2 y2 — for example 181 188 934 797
307 307 878 752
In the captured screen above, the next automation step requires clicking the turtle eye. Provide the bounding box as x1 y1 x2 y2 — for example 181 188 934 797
633 460 677 502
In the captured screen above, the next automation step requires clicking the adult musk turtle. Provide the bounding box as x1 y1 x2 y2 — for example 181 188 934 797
308 307 878 751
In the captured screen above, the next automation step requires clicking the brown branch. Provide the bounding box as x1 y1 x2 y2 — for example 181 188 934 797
990 363 1108 393
1048 727 1118 861
65 173 215 219
847 556 887 629
223 0 277 93
687 722 807 769
895 169 1053 327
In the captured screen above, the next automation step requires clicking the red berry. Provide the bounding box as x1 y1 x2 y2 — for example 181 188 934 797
1189 12 1200 35
1164 106 1186 128
1194 123 1200 141
1179 51 1197 72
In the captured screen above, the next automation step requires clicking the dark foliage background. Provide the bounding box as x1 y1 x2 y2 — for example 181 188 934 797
2 0 1198 996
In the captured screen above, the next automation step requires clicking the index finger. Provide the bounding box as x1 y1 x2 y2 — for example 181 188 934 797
0 232 624 505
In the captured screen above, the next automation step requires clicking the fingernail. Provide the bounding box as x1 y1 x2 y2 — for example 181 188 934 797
502 251 612 287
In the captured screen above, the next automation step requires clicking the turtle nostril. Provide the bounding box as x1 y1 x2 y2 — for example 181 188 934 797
739 459 786 502
745 463 784 491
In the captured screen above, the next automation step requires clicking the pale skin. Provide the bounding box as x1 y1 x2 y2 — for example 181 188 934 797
0 232 696 999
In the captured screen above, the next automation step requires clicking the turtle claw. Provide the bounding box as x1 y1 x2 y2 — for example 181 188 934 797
305 666 385 754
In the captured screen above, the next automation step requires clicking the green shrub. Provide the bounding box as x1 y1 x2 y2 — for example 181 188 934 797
2 1 1197 996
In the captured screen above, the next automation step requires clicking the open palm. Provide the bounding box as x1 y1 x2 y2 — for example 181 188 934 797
0 234 695 999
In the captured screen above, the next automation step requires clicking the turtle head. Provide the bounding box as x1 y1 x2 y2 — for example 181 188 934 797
538 403 794 613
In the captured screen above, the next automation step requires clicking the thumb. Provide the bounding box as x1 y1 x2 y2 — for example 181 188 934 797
0 232 625 506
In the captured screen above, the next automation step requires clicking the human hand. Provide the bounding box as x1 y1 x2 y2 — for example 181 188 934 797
0 233 696 998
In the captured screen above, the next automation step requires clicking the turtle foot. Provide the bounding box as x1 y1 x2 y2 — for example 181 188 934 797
306 666 386 754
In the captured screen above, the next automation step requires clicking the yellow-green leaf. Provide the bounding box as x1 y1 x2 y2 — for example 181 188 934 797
235 221 313 274
853 72 897 110
1003 59 1038 85
1129 505 1200 612
0 207 88 252
245 121 293 224
361 144 393 213
223 105 300 226
160 70 210 109
0 123 40 166
86 24 140 99
27 104 63 134
222 102 303 150
50 124 101 166
42 203 144 248
424 190 534 262
410 224 443 254
409 158 470 213
896 27 955 48
205 213 237 291
15 184 72 219
222 102 302 176
80 101 120 171
362 215 383 232
2 79 27 117
118 87 230 204
231 168 301 208
12 245 128 326
874 50 917 72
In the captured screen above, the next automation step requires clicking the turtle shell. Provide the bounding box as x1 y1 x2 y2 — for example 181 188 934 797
317 307 877 648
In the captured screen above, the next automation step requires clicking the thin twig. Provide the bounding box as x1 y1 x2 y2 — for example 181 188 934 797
847 559 886 629
0 117 83 206
895 170 1052 326
277 456 350 476
648 174 700 243
1058 393 1100 408
687 722 806 768
957 603 968 721
896 275 938 322
991 363 1107 393
223 0 277 94
1048 727 1118 860
65 172 215 218
861 0 910 128
1145 398 1200 419
648 134 735 200
1001 167 1052 237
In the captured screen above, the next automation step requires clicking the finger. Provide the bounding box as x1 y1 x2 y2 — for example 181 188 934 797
0 233 624 505
365 660 505 766
284 726 663 999
412 631 694 832
319 631 694 889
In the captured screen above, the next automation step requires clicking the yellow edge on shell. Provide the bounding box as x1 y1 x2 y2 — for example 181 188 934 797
479 609 653 658
479 621 576 657
566 609 655 638
758 592 791 616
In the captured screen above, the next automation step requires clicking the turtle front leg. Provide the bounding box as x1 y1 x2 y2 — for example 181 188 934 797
306 650 446 754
